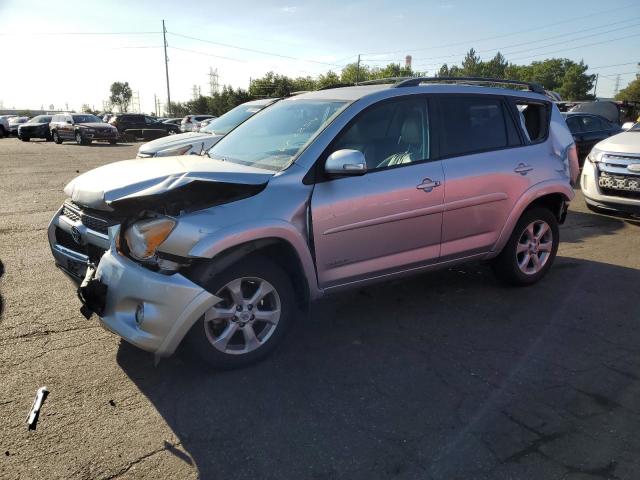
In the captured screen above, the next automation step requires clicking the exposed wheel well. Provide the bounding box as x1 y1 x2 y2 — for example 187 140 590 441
185 238 310 310
526 193 569 223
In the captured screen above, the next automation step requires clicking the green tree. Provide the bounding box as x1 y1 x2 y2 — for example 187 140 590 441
616 74 640 102
317 71 341 88
109 82 133 112
461 48 483 76
557 62 595 100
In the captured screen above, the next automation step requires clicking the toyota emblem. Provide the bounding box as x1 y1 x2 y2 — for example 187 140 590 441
71 226 82 244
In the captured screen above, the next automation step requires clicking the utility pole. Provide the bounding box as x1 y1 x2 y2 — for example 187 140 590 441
154 94 157 116
356 54 361 84
614 74 621 97
593 73 599 99
162 20 172 116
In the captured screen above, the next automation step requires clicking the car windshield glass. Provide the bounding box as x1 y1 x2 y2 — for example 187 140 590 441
201 103 270 135
72 114 102 123
207 99 348 171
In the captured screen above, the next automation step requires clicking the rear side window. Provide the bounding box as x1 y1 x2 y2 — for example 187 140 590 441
565 116 583 134
515 101 549 143
581 115 607 132
437 97 511 157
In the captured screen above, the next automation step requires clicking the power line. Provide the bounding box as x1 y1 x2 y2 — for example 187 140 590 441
169 46 247 63
509 32 640 62
167 31 346 67
0 31 160 36
360 1 639 56
365 17 640 64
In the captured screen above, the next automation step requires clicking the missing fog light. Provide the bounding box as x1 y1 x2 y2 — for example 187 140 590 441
135 303 145 325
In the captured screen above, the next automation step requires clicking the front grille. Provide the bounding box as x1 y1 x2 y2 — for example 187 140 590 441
600 188 640 199
55 227 107 263
61 202 112 235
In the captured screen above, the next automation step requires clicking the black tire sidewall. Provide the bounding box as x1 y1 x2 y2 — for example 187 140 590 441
183 256 296 369
493 207 560 286
75 132 83 145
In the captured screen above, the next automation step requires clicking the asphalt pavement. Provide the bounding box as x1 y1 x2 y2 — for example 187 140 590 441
1 137 639 480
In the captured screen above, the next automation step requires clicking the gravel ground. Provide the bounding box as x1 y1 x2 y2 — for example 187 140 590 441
1 137 639 480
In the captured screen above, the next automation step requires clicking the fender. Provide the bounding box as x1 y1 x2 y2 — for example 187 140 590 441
188 219 322 299
489 180 574 257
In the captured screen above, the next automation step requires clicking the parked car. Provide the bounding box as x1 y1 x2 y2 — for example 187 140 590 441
581 122 640 217
50 113 118 145
180 114 215 132
17 115 53 141
8 116 29 135
197 118 215 131
49 78 577 369
0 117 9 137
162 118 182 126
562 113 622 164
108 113 181 139
137 99 277 158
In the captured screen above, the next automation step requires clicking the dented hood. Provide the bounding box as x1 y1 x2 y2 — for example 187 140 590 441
64 155 274 211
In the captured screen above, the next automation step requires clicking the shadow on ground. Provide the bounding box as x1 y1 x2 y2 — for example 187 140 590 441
117 256 640 479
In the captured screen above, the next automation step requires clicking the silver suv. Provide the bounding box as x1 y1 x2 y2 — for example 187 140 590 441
48 78 579 369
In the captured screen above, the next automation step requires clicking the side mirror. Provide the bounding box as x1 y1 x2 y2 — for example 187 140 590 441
325 149 367 177
621 122 635 131
66 120 73 124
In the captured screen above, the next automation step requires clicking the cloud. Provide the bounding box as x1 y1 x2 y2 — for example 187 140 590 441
280 6 297 13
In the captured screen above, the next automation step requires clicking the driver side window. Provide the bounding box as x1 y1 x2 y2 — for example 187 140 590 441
332 97 429 171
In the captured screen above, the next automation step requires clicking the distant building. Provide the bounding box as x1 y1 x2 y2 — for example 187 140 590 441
405 55 412 69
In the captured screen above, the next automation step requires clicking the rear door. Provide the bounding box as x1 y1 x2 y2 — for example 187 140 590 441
435 95 534 260
311 95 444 289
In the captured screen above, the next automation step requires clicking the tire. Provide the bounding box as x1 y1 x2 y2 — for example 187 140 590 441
20 136 30 142
75 131 84 145
108 140 117 145
491 207 559 286
52 131 62 144
45 132 53 142
183 256 296 369
0 126 5 138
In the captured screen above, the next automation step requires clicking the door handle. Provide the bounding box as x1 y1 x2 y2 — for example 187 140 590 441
416 178 441 192
514 163 534 175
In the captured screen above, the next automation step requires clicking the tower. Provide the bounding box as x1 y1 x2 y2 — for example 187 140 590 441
209 67 220 96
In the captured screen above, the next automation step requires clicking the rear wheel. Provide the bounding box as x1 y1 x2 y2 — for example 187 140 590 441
491 207 559 286
183 256 296 369
52 131 62 144
75 131 84 145
108 140 117 145
0 126 5 138
20 136 30 142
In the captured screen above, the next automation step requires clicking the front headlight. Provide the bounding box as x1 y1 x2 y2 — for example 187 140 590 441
86 128 96 133
123 217 176 261
587 148 603 164
155 145 192 157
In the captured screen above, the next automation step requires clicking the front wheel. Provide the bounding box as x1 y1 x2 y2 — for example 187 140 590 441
108 140 117 145
52 131 62 144
491 207 559 286
20 137 30 142
183 256 296 369
75 131 84 145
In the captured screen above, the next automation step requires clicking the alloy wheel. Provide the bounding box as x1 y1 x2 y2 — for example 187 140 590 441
203 277 281 355
516 220 553 275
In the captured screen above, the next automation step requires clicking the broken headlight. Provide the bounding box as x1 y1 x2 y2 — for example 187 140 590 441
587 148 603 164
123 217 176 261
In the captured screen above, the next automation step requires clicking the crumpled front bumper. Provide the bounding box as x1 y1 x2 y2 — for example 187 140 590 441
581 160 640 215
79 237 220 358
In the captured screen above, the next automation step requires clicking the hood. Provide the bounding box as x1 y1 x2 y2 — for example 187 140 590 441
64 155 274 211
138 131 215 154
595 131 640 154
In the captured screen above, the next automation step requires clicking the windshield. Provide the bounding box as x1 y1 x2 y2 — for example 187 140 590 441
201 103 270 135
207 99 348 171
27 115 52 123
72 114 102 123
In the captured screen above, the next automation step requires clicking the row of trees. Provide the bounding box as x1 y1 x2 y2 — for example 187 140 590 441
103 49 638 117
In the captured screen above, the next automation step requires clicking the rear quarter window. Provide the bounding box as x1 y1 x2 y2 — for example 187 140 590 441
514 101 550 143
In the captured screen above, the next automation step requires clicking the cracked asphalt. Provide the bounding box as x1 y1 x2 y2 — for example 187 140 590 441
1 138 640 480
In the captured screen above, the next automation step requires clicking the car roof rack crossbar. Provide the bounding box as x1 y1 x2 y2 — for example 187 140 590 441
393 76 546 94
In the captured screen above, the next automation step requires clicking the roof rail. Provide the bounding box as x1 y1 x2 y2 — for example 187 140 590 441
317 82 356 90
393 77 546 94
355 77 410 86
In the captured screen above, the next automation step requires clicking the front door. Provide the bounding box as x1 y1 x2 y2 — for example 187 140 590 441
311 96 444 289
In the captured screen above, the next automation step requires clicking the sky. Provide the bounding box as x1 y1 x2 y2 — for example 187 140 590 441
0 0 638 114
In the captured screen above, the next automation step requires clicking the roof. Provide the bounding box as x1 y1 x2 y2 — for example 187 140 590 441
292 82 548 103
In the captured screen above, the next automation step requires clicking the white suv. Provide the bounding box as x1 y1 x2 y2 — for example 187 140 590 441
581 122 640 217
